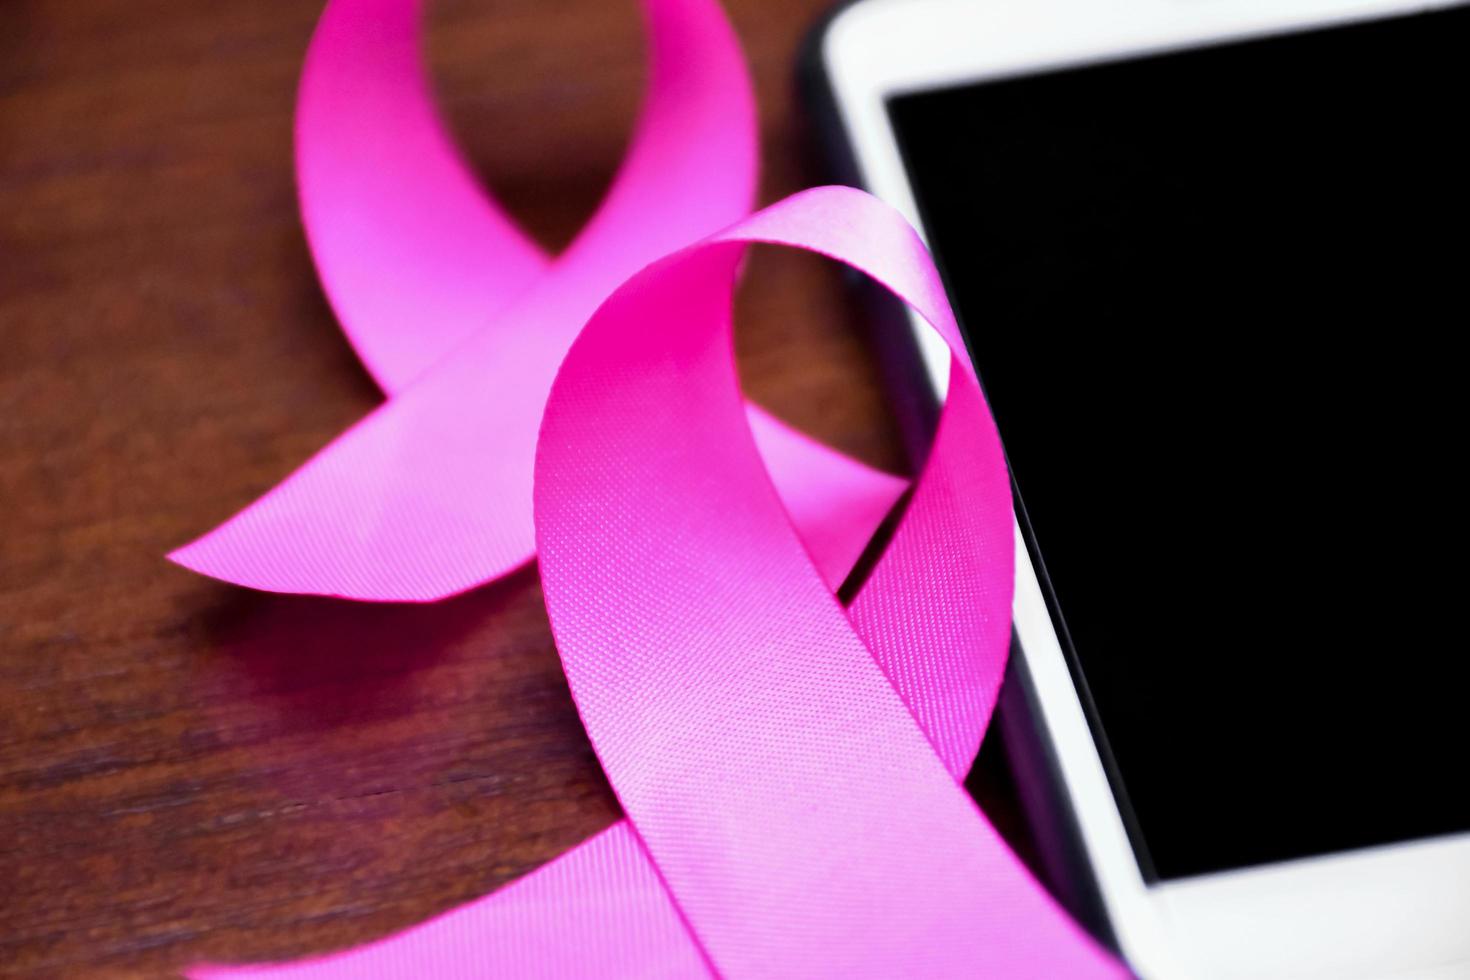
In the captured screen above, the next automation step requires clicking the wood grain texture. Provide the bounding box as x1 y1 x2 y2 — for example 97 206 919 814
0 1 1022 975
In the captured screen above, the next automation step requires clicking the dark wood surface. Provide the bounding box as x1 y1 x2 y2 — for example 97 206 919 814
0 1 1020 976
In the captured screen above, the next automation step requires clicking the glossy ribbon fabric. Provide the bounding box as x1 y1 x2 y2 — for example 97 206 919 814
181 0 1126 976
169 0 905 599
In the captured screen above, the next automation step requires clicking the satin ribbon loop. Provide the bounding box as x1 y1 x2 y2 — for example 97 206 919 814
535 186 1116 977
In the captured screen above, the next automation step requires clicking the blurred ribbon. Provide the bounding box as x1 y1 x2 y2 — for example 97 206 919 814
180 0 1125 976
169 0 904 598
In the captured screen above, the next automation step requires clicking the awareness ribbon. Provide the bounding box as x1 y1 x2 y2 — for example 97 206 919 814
179 0 1127 976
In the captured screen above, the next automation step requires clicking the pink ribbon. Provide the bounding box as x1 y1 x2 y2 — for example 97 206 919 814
180 0 1126 975
170 0 904 598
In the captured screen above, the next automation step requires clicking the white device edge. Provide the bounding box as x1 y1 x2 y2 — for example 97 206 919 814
819 0 1470 977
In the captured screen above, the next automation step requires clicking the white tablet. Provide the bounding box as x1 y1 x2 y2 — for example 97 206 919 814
810 0 1470 977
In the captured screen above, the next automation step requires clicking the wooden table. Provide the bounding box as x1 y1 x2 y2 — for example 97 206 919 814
0 1 1025 974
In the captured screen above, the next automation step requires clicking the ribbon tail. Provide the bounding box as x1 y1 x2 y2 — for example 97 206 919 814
186 824 713 979
167 385 907 602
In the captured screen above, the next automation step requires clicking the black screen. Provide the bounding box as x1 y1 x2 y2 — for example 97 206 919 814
888 6 1469 881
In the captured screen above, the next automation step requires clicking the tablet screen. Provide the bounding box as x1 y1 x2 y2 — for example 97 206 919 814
889 5 1469 881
